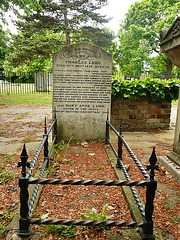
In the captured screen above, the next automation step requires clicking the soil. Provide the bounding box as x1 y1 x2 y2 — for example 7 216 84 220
0 104 179 239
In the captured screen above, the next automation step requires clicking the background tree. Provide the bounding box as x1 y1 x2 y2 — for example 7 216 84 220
0 26 12 72
6 0 114 73
115 0 180 78
0 0 39 22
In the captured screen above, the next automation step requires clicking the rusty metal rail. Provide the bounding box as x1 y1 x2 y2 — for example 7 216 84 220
17 111 159 240
30 218 144 228
105 113 159 240
28 178 147 186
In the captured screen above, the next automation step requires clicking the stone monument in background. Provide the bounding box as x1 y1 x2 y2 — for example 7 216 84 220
53 42 112 141
160 17 180 173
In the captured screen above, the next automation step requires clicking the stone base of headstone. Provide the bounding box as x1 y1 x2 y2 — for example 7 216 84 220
167 151 180 166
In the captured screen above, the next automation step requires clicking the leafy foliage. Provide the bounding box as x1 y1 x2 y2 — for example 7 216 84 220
45 224 77 238
0 0 40 22
115 0 180 77
6 0 114 73
0 26 12 71
80 204 114 222
112 76 180 101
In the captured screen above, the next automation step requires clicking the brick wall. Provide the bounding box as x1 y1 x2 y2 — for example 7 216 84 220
111 98 171 131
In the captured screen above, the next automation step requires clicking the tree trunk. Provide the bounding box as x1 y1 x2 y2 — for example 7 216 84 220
62 0 70 45
166 57 172 79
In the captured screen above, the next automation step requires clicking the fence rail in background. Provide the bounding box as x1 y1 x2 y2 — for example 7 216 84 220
1 71 180 94
0 72 52 94
17 112 159 240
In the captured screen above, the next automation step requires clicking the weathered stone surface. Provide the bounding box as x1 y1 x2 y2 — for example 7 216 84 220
168 90 180 161
160 17 180 67
160 17 180 160
53 42 112 141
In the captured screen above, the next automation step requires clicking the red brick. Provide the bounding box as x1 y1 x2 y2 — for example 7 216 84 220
148 109 161 114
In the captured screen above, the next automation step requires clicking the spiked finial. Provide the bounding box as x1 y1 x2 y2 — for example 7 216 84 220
17 144 30 177
146 147 159 181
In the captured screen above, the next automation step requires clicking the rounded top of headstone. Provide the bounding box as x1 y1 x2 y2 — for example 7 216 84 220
53 42 112 60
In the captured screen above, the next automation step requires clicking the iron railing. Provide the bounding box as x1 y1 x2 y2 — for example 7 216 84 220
17 112 159 240
17 111 57 236
0 72 52 94
105 113 159 239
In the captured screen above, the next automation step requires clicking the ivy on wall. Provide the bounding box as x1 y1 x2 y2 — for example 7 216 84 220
112 76 180 101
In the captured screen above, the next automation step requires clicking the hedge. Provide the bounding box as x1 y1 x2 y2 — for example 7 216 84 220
111 76 180 101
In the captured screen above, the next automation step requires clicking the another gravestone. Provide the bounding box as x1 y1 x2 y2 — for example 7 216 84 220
53 42 112 141
160 17 180 168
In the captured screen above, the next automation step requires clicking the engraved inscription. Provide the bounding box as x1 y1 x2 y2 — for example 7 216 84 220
52 42 112 140
53 45 111 115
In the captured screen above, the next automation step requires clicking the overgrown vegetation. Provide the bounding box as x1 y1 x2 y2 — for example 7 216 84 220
44 225 77 238
80 204 114 222
0 207 16 236
112 76 180 101
0 153 15 183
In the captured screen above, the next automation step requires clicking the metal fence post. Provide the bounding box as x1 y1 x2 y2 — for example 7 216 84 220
44 117 49 167
142 147 159 240
105 109 109 144
117 119 123 168
54 108 57 144
17 144 31 237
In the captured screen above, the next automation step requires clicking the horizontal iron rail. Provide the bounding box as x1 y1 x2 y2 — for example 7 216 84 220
26 119 56 179
107 120 149 180
28 178 147 187
48 135 57 157
28 159 48 215
106 134 145 217
26 135 47 179
30 218 144 228
47 118 57 136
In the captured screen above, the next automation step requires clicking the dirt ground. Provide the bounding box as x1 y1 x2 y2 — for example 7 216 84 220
0 104 180 239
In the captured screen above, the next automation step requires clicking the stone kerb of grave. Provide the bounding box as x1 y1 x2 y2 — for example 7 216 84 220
53 42 112 141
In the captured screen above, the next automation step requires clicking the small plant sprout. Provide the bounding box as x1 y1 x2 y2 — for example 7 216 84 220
80 204 114 222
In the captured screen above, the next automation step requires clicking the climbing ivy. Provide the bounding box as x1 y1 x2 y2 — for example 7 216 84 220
112 76 180 101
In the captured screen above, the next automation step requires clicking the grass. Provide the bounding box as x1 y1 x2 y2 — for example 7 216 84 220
0 93 178 106
0 93 52 105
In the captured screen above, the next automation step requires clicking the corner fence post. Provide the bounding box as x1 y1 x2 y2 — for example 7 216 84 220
44 117 49 167
142 147 159 240
17 144 31 237
105 109 109 144
117 119 123 168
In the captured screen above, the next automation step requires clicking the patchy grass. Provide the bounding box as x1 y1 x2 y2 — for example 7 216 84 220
0 93 52 105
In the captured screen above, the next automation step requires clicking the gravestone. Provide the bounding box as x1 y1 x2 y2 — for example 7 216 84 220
160 17 180 166
53 42 112 141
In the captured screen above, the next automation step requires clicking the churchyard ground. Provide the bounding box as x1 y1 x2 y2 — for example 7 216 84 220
0 94 179 239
